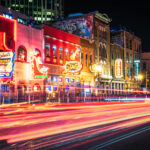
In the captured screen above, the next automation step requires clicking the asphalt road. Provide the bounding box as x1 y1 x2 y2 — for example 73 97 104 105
1 101 150 150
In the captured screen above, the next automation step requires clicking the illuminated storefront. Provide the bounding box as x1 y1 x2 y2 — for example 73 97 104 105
43 25 83 102
43 25 95 102
0 15 16 104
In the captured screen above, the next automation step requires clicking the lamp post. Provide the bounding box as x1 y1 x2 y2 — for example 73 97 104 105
95 64 102 101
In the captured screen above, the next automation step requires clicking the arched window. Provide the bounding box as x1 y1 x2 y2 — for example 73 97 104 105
18 46 27 62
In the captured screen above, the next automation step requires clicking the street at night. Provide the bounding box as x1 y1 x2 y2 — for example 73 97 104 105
1 0 150 150
1 100 150 149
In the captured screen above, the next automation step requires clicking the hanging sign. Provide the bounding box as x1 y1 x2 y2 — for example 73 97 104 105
115 59 123 78
0 52 15 78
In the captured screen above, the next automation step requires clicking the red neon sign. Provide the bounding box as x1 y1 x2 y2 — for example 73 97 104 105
0 15 17 51
31 50 48 79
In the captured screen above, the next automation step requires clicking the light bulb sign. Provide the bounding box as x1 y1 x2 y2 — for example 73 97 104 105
65 61 83 73
115 59 123 78
0 52 15 78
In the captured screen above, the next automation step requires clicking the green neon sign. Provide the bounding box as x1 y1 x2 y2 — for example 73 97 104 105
34 75 47 79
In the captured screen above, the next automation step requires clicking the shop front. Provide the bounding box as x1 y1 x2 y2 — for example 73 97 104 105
0 15 16 104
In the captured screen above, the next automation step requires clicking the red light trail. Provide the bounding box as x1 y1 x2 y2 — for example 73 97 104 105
1 101 150 150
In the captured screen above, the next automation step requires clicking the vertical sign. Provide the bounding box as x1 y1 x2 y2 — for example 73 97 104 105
115 59 123 78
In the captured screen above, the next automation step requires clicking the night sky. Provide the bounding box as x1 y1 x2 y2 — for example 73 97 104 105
64 0 150 52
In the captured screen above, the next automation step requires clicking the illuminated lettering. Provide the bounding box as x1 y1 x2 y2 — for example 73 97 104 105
65 61 83 73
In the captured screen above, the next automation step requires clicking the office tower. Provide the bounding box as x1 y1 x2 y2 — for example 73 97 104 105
0 0 64 24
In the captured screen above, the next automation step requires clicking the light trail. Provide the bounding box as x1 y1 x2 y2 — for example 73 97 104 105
1 101 150 149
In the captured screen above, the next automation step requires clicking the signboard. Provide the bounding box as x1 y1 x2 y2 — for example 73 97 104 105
115 59 123 78
31 49 48 79
0 15 16 51
0 52 15 78
65 61 83 73
51 15 94 40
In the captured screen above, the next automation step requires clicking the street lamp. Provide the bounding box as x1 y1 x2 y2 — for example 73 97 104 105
95 64 102 100
96 64 102 73
137 74 143 80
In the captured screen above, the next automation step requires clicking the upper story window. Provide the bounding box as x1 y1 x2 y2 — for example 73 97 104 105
126 37 129 49
53 45 57 59
90 55 92 64
126 52 129 62
71 50 74 56
130 39 132 50
59 47 63 60
18 46 27 62
65 48 69 61
81 53 83 63
46 44 50 57
86 54 88 67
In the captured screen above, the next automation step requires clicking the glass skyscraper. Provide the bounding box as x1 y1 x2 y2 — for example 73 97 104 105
0 0 64 23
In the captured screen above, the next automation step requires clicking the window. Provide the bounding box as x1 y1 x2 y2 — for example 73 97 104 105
126 38 129 49
130 40 132 50
81 53 83 63
59 47 63 60
65 48 69 61
53 45 57 59
126 52 129 62
18 46 27 62
52 76 57 82
86 54 88 67
65 78 69 83
90 55 92 64
127 67 129 77
143 62 146 70
130 54 132 63
46 44 50 57
71 50 74 57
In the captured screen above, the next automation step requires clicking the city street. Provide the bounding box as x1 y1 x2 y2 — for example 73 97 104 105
1 101 150 149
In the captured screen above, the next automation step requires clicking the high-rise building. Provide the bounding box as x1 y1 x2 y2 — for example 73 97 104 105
0 0 64 24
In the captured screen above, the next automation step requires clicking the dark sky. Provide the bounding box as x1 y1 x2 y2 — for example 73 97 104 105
64 0 150 52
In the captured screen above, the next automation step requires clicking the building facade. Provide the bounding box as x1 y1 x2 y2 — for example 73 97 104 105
0 0 64 23
110 43 125 95
0 14 47 104
50 11 112 95
111 28 142 91
141 52 150 90
43 25 95 102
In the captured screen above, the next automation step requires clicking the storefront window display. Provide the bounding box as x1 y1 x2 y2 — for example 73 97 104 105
65 78 69 83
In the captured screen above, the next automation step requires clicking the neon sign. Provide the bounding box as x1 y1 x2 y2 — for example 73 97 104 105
0 15 17 51
31 49 48 79
115 59 123 78
65 61 83 73
0 52 15 78
64 47 83 74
